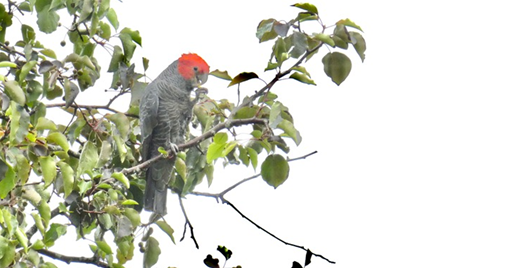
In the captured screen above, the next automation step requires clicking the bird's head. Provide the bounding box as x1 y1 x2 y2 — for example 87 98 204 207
177 53 210 88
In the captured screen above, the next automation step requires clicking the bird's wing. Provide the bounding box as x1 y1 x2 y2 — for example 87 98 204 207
139 83 159 161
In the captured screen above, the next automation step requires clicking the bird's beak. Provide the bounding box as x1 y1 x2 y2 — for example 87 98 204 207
192 73 208 89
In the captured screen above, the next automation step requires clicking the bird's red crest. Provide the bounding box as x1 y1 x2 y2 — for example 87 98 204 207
177 53 210 80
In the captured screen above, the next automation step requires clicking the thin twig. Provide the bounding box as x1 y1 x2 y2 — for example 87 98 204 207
178 195 199 249
225 199 335 264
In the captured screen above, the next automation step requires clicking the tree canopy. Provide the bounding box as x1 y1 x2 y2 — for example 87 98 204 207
0 1 365 267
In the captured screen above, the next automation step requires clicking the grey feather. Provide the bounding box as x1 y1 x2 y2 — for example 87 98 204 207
139 60 200 215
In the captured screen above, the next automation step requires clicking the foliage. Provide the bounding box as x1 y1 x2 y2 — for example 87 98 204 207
0 1 365 267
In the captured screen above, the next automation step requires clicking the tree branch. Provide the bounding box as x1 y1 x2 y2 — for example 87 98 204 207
225 199 335 264
122 117 267 174
37 248 109 268
45 103 128 116
190 151 334 264
227 42 323 121
178 195 199 249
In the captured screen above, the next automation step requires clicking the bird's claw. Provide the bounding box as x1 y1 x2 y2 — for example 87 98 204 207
169 142 179 156
195 87 208 99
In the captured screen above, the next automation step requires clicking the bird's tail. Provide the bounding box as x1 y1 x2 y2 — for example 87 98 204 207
144 157 173 215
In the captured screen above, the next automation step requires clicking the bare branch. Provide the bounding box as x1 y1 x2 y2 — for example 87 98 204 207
37 248 109 268
225 199 335 264
178 195 199 249
189 151 334 264
45 103 128 116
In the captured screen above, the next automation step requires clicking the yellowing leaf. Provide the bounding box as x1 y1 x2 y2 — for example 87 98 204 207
210 69 232 81
155 221 175 244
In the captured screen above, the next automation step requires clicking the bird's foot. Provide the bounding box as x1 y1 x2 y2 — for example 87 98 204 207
194 87 208 99
168 142 179 157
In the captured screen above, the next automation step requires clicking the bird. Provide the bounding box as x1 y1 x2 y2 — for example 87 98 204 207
138 53 209 215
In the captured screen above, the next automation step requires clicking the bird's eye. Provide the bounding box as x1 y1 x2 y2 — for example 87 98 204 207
193 66 199 72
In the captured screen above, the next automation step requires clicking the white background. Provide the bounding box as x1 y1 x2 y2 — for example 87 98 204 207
33 0 510 267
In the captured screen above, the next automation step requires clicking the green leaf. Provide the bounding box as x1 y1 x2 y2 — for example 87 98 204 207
78 141 98 177
269 101 283 128
0 163 15 199
291 3 318 14
31 213 45 235
142 57 149 71
295 12 318 22
63 78 79 108
322 52 352 86
112 172 129 188
58 161 74 198
119 32 136 61
15 154 30 185
113 135 127 163
289 72 316 85
9 103 30 144
313 33 335 47
106 8 119 30
40 48 57 58
143 237 161 268
228 72 259 87
246 147 258 170
278 119 302 145
124 208 140 227
38 202 51 228
350 31 366 62
96 240 113 255
0 236 15 267
210 69 232 81
337 18 363 31
46 132 69 152
261 154 290 188
233 106 257 119
37 7 60 33
40 156 56 186
120 27 142 46
213 132 228 144
97 140 112 167
274 37 289 64
21 24 35 43
155 221 175 244
97 0 110 18
0 61 17 68
107 45 123 72
98 21 111 40
15 228 28 252
175 157 187 182
207 143 225 164
77 0 93 24
3 80 25 106
43 223 67 247
291 66 310 76
289 32 307 58
256 19 277 42
106 113 130 140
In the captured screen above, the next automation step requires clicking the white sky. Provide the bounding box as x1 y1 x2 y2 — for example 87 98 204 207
33 0 510 267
